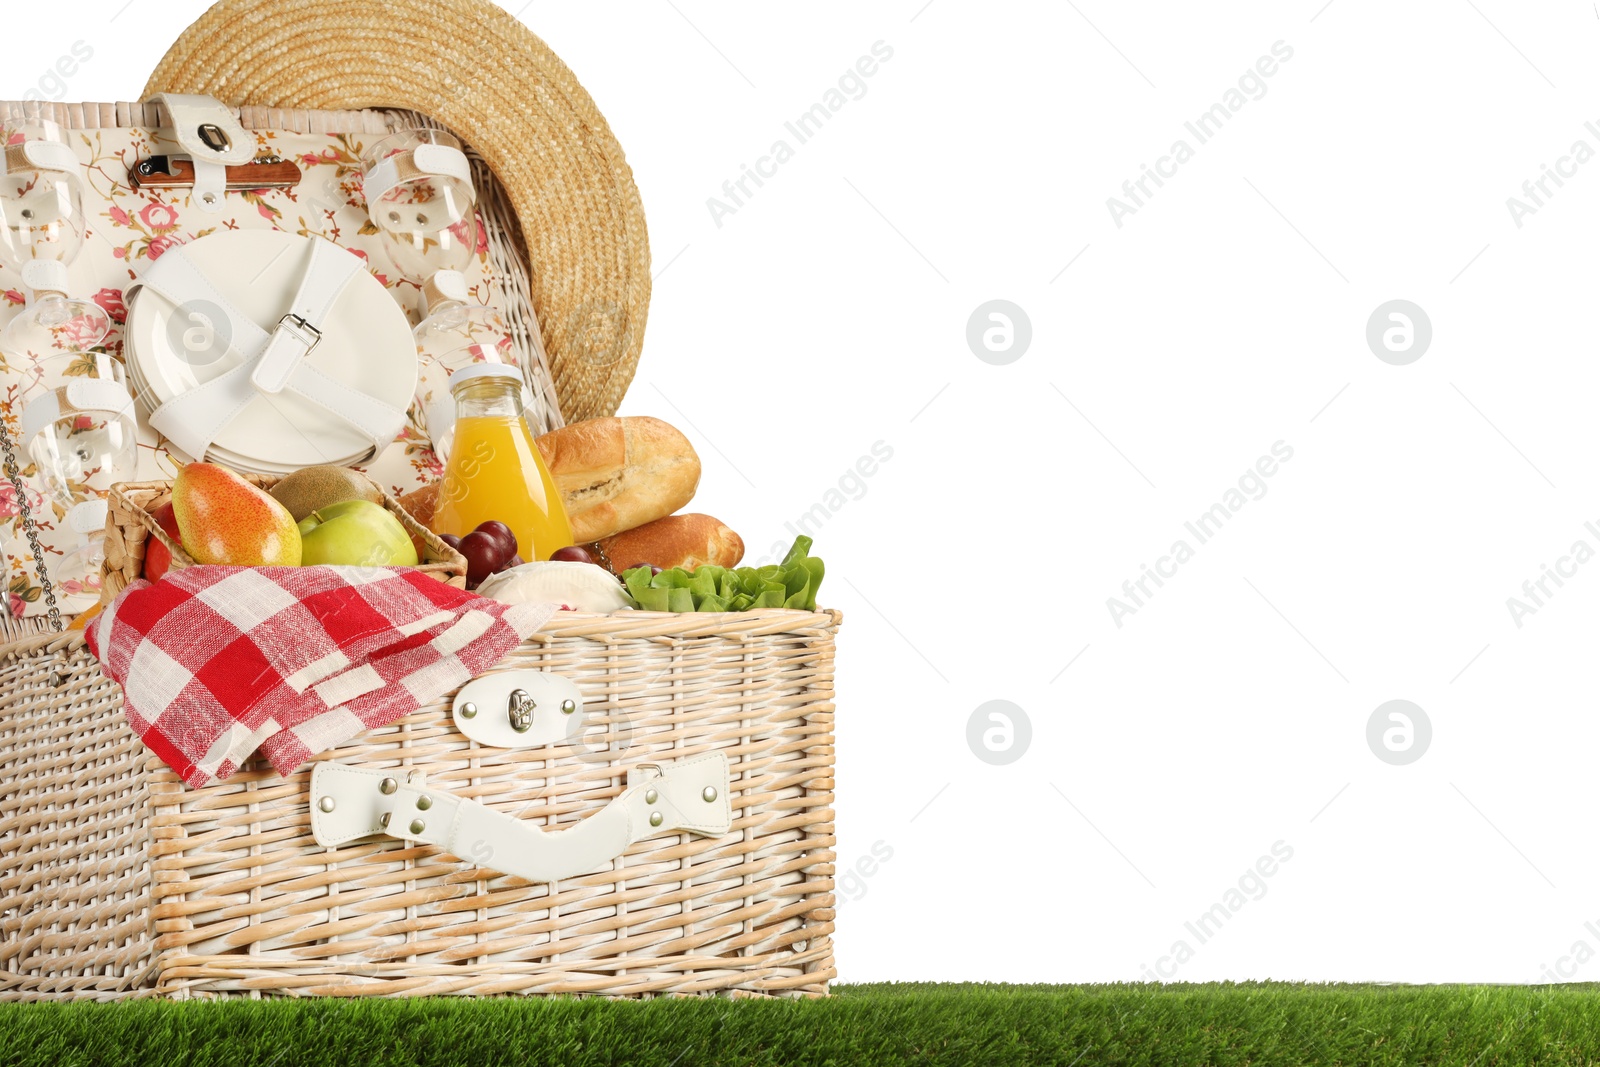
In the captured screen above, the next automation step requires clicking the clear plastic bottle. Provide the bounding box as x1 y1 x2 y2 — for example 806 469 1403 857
430 364 574 561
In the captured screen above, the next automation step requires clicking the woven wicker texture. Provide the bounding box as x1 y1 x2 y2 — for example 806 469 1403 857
143 0 652 425
101 477 468 604
0 610 838 1000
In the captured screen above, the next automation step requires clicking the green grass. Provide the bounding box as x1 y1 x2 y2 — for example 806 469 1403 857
5 982 1600 1066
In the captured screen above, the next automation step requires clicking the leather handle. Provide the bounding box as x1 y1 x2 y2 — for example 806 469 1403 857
309 753 734 883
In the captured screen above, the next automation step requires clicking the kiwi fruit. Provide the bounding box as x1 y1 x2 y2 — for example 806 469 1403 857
270 466 385 522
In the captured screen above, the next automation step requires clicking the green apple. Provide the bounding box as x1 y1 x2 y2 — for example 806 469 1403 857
297 499 419 567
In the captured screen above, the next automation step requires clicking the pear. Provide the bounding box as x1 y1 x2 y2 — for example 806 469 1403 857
172 462 303 566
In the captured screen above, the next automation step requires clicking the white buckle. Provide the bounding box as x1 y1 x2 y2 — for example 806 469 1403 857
250 313 324 396
277 313 323 355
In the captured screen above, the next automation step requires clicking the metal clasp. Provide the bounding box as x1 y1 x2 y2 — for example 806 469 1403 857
276 313 323 357
197 123 232 153
508 688 535 733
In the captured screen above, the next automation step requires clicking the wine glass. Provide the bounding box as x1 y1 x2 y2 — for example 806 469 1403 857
412 269 533 463
16 349 138 607
0 119 110 358
360 128 480 314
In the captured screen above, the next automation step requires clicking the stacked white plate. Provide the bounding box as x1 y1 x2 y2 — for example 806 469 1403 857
126 231 417 474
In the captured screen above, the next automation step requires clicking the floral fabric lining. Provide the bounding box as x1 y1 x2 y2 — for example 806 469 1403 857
0 123 486 619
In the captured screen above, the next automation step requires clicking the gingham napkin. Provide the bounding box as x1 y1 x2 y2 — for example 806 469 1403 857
84 566 555 788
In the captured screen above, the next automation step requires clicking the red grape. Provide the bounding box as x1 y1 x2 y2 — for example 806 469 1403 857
505 554 525 568
551 545 595 565
473 521 518 560
438 532 462 550
459 532 502 588
628 562 663 576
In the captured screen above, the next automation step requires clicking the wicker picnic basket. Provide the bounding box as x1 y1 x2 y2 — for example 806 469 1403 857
0 96 839 1001
101 477 469 598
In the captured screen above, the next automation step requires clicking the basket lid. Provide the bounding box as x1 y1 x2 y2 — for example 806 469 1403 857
142 0 651 425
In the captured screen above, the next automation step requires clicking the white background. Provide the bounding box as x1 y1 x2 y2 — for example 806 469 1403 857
14 0 1600 985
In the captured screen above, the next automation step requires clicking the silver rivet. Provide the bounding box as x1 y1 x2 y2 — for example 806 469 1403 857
378 812 391 829
461 701 477 719
561 699 576 715
318 796 335 813
409 819 426 835
379 777 397 795
416 795 432 811
645 788 658 805
648 811 663 827
702 786 718 803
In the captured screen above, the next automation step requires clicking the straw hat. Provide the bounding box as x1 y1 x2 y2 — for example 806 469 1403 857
143 0 650 424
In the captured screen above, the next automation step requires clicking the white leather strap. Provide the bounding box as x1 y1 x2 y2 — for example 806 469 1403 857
136 238 403 461
129 238 269 358
191 158 227 212
150 93 256 165
422 269 470 315
310 752 733 883
451 669 586 749
250 238 363 394
14 140 79 176
362 143 472 207
67 499 108 536
20 377 136 443
21 260 70 300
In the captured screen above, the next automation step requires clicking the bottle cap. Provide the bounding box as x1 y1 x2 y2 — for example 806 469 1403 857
447 362 523 391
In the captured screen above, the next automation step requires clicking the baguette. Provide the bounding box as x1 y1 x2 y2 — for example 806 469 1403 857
596 513 744 572
397 416 701 545
535 417 700 543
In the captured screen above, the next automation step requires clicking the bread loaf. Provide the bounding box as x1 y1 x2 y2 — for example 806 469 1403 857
397 482 441 529
398 416 701 546
535 417 700 543
597 513 744 571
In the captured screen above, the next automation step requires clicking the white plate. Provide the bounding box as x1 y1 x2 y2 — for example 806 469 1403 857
126 231 416 472
127 342 375 473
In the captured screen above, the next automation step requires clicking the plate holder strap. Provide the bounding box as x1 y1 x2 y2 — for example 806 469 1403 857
138 238 405 461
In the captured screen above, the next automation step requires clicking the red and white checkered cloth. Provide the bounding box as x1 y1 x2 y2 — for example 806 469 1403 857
85 566 555 788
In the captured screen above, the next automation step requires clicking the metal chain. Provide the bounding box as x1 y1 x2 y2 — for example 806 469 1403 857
0 411 63 633
587 539 615 576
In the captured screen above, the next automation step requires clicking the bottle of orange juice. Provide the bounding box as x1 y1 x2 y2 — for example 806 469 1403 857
430 364 574 561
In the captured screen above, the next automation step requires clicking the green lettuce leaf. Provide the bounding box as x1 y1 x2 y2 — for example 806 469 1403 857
618 536 827 613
